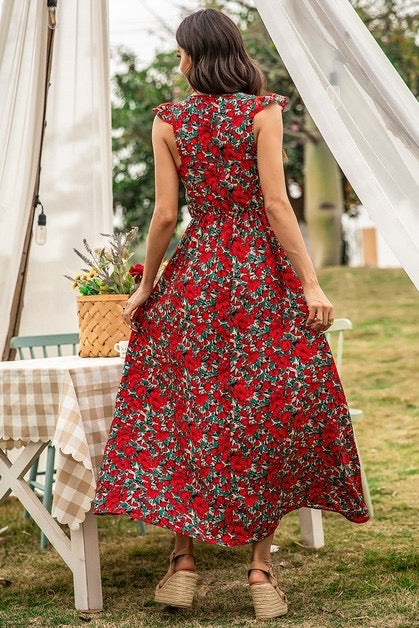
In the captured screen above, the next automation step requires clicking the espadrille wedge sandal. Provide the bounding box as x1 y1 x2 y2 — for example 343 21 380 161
154 549 199 608
248 560 288 621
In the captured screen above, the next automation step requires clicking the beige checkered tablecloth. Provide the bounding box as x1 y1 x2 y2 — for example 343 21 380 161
0 355 124 529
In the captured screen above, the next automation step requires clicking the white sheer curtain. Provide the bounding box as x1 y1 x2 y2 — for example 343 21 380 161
255 0 419 290
0 1 48 355
0 0 113 357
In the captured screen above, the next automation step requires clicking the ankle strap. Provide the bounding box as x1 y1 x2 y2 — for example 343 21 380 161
171 549 195 560
247 559 272 575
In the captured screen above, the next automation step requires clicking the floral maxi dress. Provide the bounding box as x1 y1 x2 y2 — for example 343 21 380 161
93 92 371 546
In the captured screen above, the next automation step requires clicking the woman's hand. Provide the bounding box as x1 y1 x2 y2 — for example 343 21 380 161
302 283 334 331
122 286 153 330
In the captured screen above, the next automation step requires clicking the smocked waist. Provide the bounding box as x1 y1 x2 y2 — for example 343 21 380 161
188 200 267 223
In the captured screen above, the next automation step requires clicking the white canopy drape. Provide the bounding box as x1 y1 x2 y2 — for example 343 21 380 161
0 0 113 357
255 0 419 290
0 1 48 354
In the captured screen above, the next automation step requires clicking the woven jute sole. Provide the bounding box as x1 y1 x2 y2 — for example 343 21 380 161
250 583 288 620
154 570 199 608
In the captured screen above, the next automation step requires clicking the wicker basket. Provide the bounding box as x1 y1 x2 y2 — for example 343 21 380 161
77 294 130 357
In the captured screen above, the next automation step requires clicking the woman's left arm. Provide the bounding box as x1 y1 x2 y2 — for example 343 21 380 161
123 116 179 328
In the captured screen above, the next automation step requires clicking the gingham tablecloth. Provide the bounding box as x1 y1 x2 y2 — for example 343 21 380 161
0 355 123 529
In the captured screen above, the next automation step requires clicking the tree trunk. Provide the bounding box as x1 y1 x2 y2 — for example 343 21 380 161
304 110 343 267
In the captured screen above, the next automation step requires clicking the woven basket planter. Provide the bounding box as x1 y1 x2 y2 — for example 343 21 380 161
77 294 130 357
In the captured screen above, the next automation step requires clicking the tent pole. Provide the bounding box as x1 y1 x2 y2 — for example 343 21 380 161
2 2 58 361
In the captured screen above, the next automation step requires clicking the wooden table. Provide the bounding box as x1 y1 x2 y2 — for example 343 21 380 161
0 355 124 611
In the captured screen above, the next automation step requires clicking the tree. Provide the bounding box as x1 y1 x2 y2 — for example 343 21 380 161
111 48 189 241
304 112 344 267
354 0 418 96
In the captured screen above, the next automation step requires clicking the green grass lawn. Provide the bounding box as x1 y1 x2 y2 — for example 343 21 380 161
1 267 418 627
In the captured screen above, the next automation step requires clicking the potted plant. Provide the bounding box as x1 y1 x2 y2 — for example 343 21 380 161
65 228 166 357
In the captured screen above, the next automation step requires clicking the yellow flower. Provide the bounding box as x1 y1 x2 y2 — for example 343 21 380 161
74 274 81 281
71 282 78 290
88 269 97 278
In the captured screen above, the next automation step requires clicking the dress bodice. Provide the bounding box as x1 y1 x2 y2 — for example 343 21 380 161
152 92 287 219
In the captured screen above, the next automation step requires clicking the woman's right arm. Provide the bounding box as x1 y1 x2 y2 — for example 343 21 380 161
254 103 334 331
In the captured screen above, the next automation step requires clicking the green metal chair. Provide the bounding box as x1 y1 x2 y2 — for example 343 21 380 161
10 333 79 360
324 318 373 517
9 332 147 545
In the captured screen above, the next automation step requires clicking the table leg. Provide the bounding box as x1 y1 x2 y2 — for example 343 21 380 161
0 444 73 567
0 442 48 502
298 507 325 548
70 506 103 611
0 445 103 611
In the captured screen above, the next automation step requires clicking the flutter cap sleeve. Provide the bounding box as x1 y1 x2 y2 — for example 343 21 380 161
252 93 288 117
152 102 175 124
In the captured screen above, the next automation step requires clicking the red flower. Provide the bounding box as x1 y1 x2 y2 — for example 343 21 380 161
231 238 248 262
124 445 136 458
231 185 249 205
129 264 144 278
200 250 212 263
223 145 241 161
232 310 255 330
192 495 209 517
198 127 212 150
242 418 259 436
232 381 255 404
184 281 201 301
148 389 165 411
244 493 259 507
104 492 123 510
136 450 154 471
280 339 292 353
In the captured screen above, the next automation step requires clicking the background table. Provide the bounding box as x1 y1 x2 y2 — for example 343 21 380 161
0 355 124 610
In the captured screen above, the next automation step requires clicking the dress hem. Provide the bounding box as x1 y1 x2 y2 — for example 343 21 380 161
93 502 371 547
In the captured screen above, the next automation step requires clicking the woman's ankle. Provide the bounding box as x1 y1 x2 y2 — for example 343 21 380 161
250 534 274 567
250 556 272 565
174 533 194 554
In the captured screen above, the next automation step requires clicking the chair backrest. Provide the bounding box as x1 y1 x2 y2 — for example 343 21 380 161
10 333 79 360
323 318 353 377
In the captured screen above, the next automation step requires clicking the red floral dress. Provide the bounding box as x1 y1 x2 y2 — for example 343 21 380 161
93 92 371 546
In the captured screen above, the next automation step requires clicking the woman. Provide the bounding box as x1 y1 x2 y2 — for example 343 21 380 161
94 8 370 621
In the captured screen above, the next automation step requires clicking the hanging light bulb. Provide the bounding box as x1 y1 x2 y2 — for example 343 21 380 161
47 0 57 29
34 195 47 246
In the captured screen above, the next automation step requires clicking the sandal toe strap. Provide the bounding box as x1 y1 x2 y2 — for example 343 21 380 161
277 589 288 603
270 578 287 603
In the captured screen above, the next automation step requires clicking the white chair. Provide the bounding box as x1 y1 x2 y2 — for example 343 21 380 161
298 318 373 548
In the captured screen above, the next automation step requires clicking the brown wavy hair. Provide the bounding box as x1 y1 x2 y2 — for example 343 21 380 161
175 8 288 163
176 8 265 95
